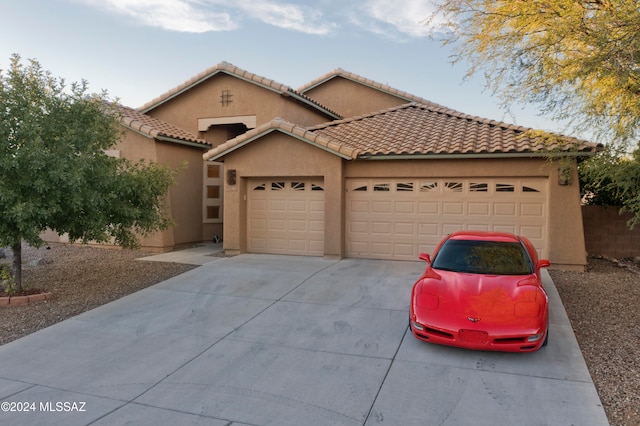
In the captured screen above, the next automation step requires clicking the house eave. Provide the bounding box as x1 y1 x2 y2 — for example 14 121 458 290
155 135 210 149
356 150 599 160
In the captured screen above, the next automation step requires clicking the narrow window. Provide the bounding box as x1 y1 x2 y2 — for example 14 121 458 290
496 183 515 192
445 182 463 192
396 182 414 192
271 181 285 190
207 165 220 178
207 186 220 199
420 181 438 192
206 206 220 220
470 183 488 192
374 183 390 192
523 185 540 193
311 183 324 191
291 182 305 191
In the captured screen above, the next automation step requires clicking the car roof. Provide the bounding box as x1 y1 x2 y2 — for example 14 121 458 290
446 230 521 243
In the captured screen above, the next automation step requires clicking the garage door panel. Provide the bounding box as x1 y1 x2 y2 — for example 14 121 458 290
269 200 287 211
521 203 544 216
443 202 464 215
493 225 517 234
468 202 490 215
347 178 548 260
371 222 392 234
372 201 392 213
418 223 439 237
394 222 415 235
350 221 368 233
494 203 517 216
248 178 324 256
370 242 392 256
350 201 369 212
289 200 308 212
520 226 544 240
395 202 416 214
468 224 491 232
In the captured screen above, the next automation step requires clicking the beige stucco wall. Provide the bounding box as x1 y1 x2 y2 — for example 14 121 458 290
114 131 210 250
301 76 411 118
146 74 334 143
218 131 587 269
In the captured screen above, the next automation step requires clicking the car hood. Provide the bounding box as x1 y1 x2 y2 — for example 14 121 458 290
414 269 546 324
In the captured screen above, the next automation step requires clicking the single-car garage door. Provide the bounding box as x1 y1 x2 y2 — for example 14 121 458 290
247 178 324 255
346 178 548 260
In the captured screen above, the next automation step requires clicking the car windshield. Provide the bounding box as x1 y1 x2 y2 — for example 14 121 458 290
431 239 533 275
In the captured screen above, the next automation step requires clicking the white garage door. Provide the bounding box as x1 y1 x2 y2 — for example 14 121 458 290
247 178 324 256
346 178 548 260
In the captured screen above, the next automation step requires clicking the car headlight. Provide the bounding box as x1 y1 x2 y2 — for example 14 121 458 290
411 321 424 331
527 333 544 342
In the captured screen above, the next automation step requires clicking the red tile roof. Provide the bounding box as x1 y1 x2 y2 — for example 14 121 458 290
114 104 211 148
204 103 600 161
138 62 341 119
306 103 601 157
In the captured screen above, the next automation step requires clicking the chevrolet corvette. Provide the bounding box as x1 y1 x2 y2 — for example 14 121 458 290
410 231 550 352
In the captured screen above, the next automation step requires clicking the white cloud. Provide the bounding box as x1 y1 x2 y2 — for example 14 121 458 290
233 0 336 35
81 0 237 33
359 0 438 38
75 0 438 37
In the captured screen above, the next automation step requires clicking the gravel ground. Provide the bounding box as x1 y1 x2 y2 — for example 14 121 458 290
550 258 640 426
0 244 638 426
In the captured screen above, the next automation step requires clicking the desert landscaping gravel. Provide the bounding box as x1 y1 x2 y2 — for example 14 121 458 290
1 243 638 426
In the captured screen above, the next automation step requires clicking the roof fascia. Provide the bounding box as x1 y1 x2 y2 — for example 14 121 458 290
155 135 210 149
121 123 208 149
357 151 599 160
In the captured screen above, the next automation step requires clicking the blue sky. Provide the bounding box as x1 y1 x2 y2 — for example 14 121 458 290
1 0 578 137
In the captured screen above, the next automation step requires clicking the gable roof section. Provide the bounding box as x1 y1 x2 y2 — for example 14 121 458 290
204 102 601 161
115 104 211 148
298 67 458 113
138 62 341 120
203 117 361 161
306 103 601 158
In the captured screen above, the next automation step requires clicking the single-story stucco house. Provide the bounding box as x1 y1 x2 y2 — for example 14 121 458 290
44 62 601 270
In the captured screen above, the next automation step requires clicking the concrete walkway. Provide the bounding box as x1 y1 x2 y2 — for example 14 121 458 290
0 252 608 425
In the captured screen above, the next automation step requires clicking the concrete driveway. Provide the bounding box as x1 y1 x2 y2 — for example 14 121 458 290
0 253 608 425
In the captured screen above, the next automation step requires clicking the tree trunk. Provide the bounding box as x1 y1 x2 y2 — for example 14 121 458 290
11 240 22 293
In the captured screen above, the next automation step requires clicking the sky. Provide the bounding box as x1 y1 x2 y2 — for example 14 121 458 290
0 0 581 138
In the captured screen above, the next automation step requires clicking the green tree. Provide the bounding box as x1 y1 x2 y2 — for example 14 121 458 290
0 54 176 292
430 0 640 145
580 147 640 228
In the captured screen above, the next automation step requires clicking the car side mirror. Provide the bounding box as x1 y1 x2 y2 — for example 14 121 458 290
419 253 431 263
538 259 551 269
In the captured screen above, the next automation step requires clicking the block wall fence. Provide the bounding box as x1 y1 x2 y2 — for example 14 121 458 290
582 205 640 259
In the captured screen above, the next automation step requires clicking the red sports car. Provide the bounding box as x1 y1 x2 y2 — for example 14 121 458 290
410 231 551 352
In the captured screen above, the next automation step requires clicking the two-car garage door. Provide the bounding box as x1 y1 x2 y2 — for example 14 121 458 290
346 178 548 260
